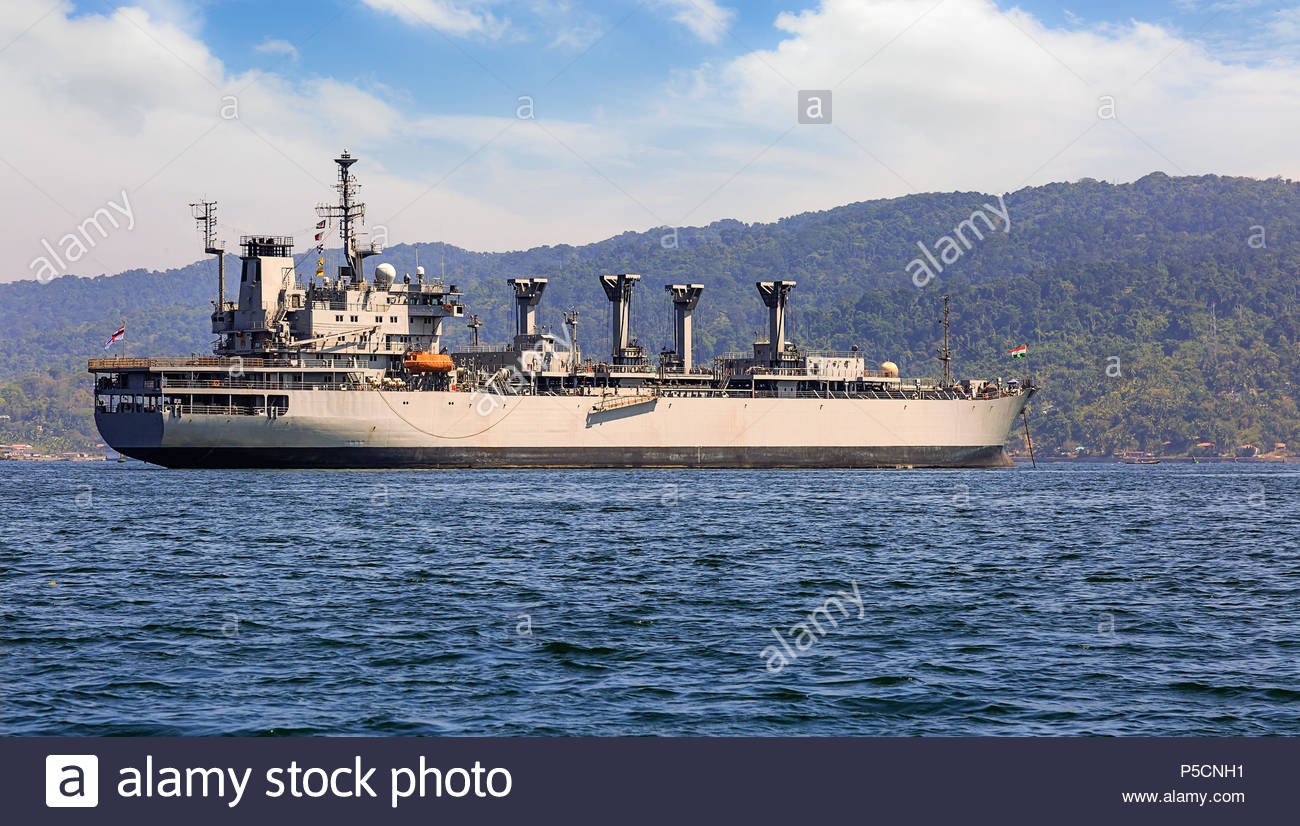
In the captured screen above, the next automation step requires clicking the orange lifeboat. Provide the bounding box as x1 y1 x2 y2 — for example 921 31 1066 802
403 351 454 373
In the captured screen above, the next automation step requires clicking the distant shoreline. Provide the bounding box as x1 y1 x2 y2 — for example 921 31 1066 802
1012 455 1293 464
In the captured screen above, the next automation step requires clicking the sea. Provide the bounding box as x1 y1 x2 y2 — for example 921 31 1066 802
2 461 1297 736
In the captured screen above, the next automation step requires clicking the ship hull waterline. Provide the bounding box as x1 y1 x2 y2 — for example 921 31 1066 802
96 390 1031 469
108 444 1016 469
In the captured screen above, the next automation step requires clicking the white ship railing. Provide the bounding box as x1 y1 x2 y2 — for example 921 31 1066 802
90 356 340 370
88 356 394 372
456 344 513 353
160 379 368 392
803 349 870 358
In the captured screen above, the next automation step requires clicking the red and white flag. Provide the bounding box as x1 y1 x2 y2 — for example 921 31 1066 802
104 324 125 349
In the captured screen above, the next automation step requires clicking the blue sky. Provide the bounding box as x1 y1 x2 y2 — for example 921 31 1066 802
105 1 1297 120
6 1 1300 280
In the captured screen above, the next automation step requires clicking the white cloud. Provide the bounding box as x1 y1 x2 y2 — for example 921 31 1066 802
0 2 574 281
5 0 1300 284
124 0 204 33
253 38 298 60
1269 7 1300 41
670 0 1300 216
358 0 507 37
360 0 735 46
660 0 736 43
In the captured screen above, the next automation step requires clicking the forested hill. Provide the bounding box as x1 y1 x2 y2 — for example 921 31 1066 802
2 172 1297 455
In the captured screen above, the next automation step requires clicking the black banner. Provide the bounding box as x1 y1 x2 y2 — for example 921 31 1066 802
5 737 1288 823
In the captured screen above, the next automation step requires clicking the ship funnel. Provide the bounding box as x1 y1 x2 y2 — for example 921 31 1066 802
599 273 640 362
665 284 703 371
756 280 796 364
507 277 547 341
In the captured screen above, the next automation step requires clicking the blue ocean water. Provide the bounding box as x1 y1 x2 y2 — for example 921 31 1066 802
2 461 1297 736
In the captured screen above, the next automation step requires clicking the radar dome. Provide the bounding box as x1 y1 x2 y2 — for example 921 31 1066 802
880 361 899 378
416 266 425 277
374 262 396 288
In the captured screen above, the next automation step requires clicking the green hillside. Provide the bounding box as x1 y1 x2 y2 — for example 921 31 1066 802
2 172 1297 456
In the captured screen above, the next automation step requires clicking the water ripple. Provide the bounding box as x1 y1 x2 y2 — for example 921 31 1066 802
2 461 1298 735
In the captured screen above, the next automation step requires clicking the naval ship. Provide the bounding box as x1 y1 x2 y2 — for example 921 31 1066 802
89 152 1034 468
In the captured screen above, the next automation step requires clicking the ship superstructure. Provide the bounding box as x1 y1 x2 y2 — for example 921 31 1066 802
90 152 1034 468
207 152 464 369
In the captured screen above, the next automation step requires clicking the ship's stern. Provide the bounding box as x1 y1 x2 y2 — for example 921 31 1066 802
89 358 167 460
94 408 165 459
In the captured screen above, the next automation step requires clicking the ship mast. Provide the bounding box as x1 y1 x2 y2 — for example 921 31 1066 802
189 199 224 307
466 314 482 347
315 150 371 282
937 294 952 387
563 309 580 371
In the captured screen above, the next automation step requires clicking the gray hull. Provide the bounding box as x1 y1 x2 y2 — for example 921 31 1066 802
116 443 1015 469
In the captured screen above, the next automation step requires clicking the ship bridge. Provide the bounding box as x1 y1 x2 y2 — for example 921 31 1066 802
207 156 464 373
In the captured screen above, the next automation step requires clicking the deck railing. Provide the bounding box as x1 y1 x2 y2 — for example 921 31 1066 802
89 356 367 371
159 379 364 392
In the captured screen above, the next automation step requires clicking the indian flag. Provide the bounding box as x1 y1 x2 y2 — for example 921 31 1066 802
1009 345 1027 358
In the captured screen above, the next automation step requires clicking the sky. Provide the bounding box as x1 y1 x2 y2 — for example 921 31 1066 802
3 0 1300 282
